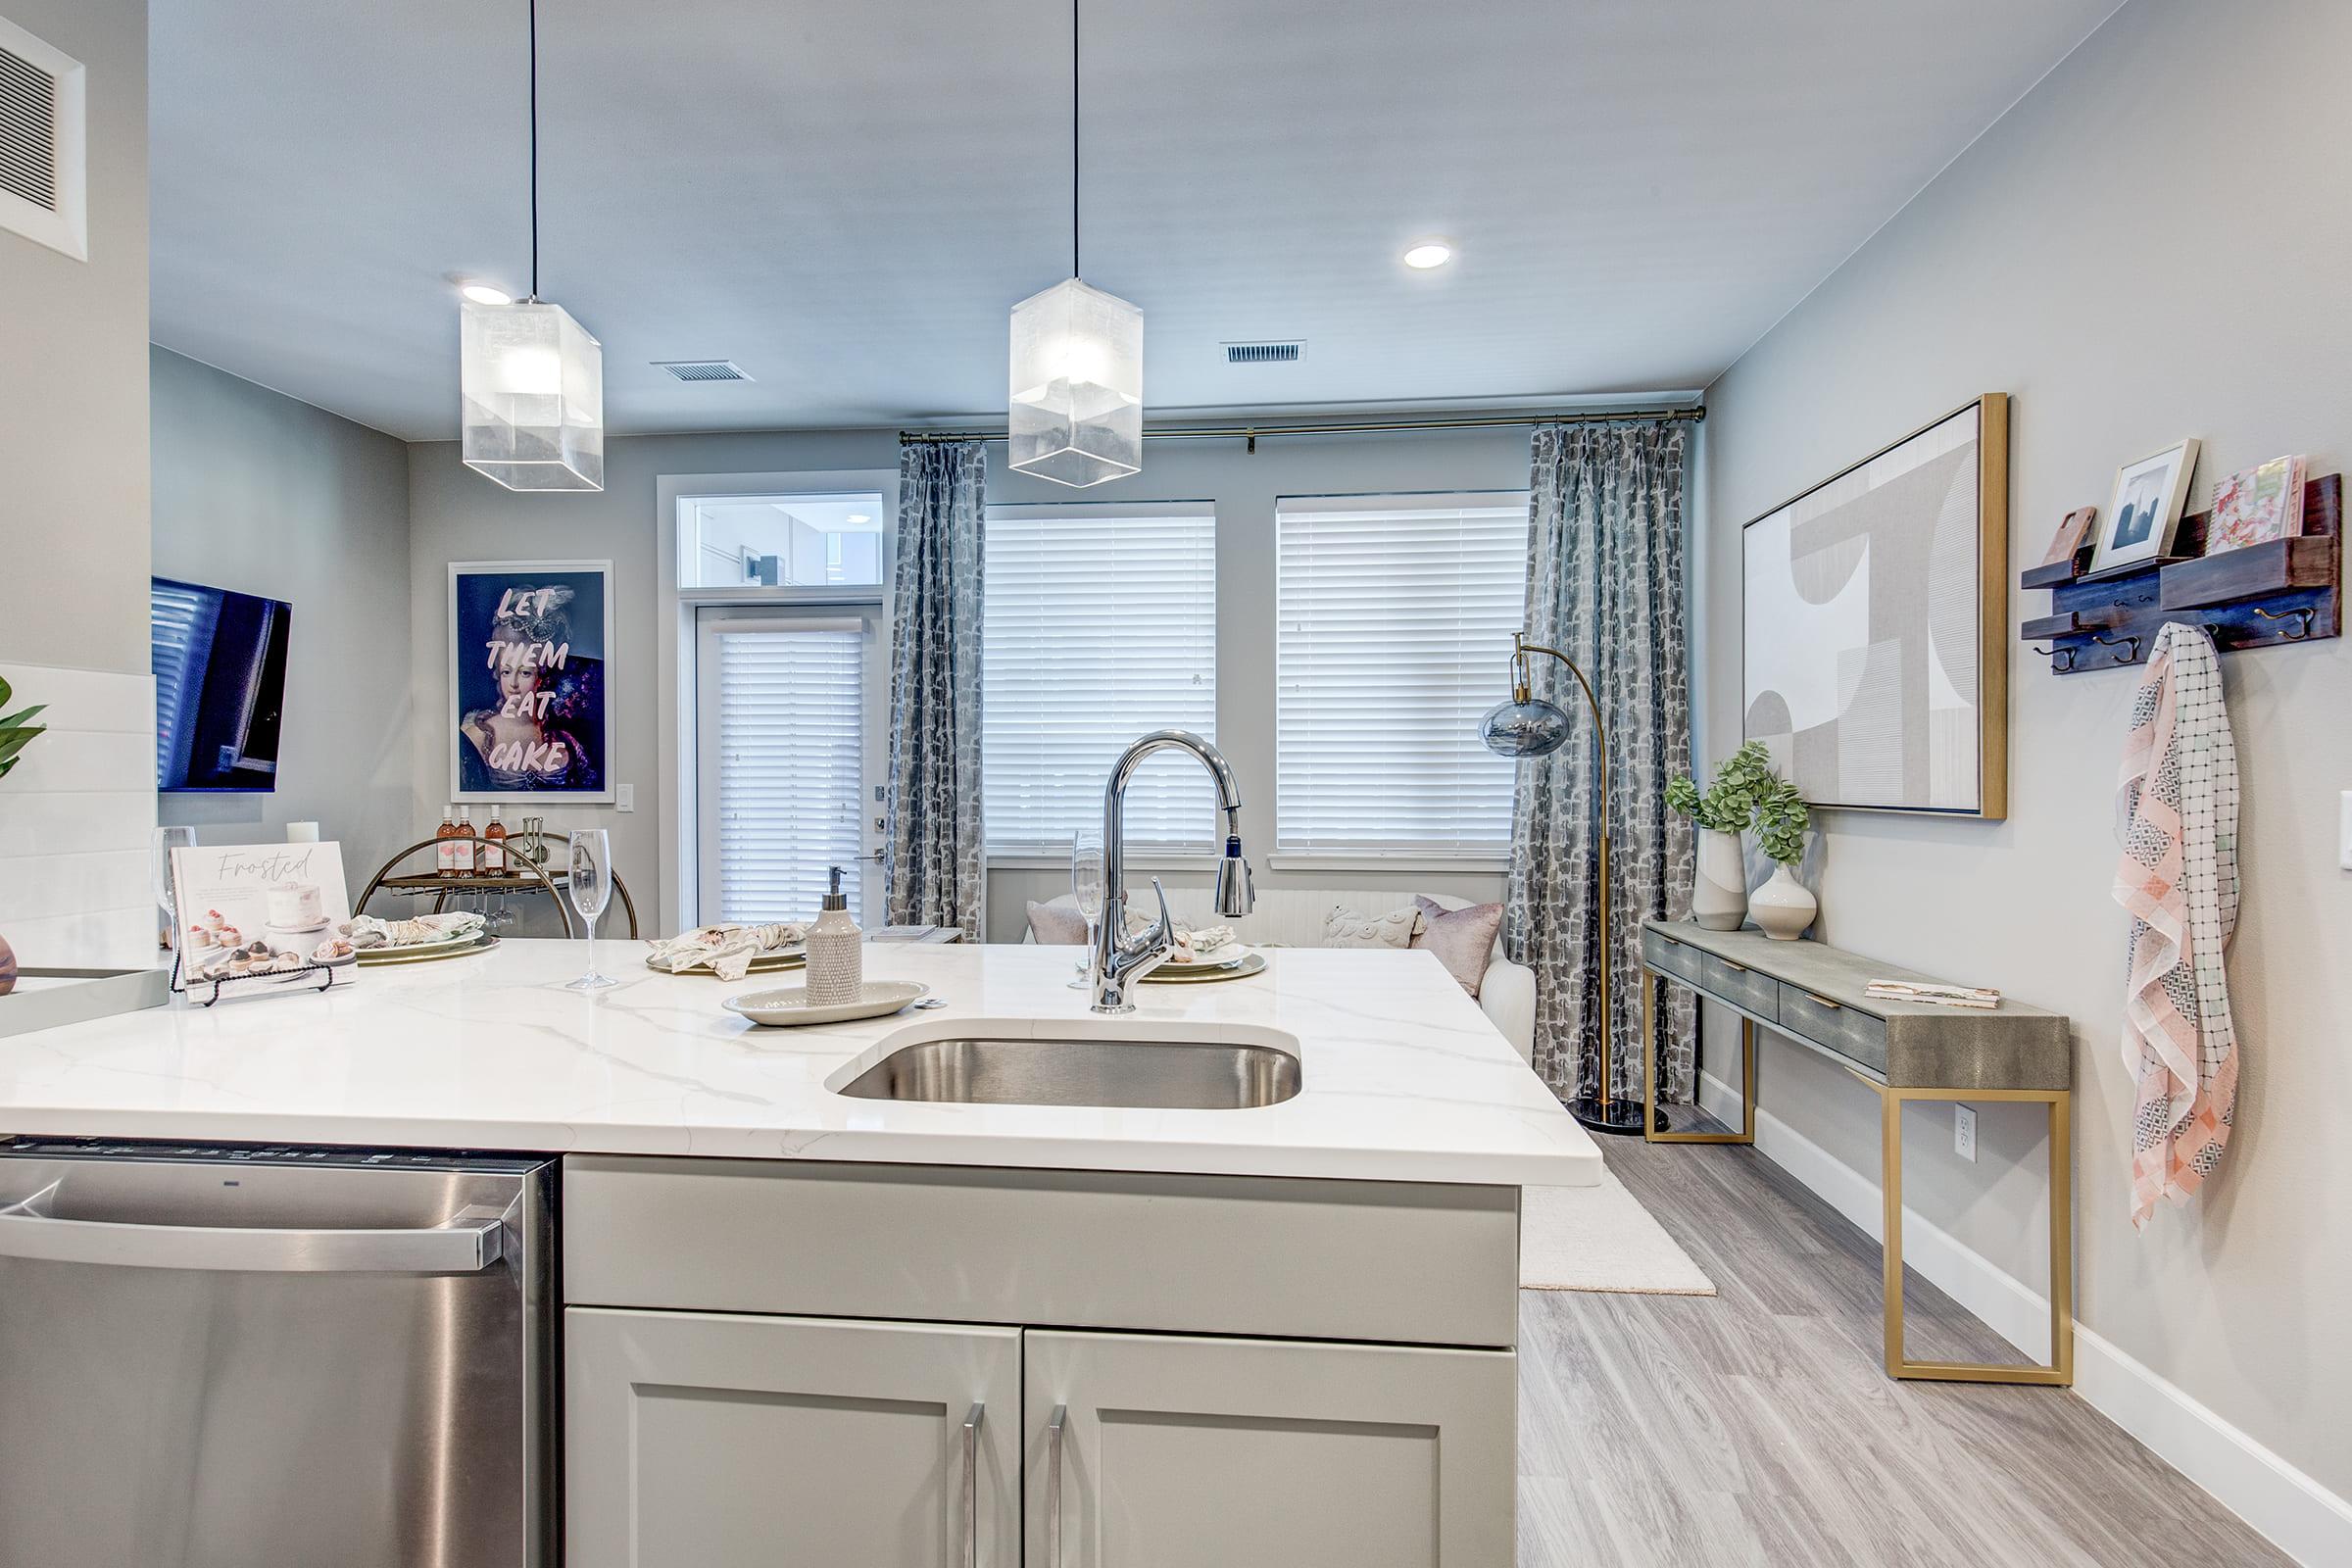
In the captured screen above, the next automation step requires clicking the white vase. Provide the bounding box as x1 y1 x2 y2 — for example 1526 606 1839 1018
1691 829 1747 931
1750 862 1817 941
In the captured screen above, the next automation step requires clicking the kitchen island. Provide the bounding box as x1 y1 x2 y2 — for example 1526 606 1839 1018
0 940 1596 1567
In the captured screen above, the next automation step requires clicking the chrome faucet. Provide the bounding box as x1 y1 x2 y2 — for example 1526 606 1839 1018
1092 729 1254 1013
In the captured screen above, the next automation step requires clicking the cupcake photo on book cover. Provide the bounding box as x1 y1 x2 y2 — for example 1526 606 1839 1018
170 840 361 987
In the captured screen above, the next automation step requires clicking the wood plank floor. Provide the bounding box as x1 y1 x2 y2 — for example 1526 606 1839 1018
1516 1132 2292 1566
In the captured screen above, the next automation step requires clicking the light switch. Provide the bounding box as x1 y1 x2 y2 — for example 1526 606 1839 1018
616 783 635 813
2340 791 2352 870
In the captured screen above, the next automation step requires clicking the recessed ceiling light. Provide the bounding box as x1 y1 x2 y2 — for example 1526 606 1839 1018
459 281 514 306
1402 240 1453 270
846 514 872 524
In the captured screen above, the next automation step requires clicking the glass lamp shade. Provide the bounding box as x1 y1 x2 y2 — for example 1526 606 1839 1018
462 299 606 492
1007 276 1143 487
1480 696 1575 758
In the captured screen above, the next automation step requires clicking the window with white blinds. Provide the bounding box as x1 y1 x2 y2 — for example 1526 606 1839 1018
1275 493 1529 857
983 503 1218 855
707 622 865 922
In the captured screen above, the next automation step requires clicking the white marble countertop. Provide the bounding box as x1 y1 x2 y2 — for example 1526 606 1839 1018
0 941 1599 1187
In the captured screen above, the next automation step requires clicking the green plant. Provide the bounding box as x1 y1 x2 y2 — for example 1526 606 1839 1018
1665 740 1779 834
0 676 43 780
1752 776 1810 865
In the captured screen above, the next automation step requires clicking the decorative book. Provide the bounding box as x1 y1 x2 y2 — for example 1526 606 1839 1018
2208 455 2306 555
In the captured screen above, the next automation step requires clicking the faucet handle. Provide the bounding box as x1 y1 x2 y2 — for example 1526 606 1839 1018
1145 876 1174 944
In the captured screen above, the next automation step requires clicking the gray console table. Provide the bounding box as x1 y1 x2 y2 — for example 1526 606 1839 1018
1639 918 2076 1387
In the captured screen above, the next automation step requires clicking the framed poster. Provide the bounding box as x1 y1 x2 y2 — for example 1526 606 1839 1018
449 560 614 803
1742 394 2009 819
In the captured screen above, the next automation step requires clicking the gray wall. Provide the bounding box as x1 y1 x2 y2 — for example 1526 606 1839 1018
151 349 414 884
406 423 1541 938
1699 0 2351 1504
0 0 148 673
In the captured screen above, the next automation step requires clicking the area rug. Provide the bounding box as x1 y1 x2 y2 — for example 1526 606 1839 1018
1519 1171 1715 1296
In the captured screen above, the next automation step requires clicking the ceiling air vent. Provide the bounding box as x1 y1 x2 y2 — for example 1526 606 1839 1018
1223 341 1303 365
654 360 753 383
0 16 85 260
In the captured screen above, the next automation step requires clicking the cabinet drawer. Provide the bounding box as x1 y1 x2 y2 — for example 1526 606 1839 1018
1701 954 1779 1020
565 1157 1518 1349
1642 928 1704 985
1777 984 1888 1075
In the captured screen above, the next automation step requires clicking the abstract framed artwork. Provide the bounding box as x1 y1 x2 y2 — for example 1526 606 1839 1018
1742 394 2009 819
448 560 615 804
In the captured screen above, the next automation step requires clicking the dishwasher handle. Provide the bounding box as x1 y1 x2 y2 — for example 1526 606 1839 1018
0 1208 507 1274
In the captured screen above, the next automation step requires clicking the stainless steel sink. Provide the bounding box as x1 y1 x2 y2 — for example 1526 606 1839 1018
835 1035 1302 1110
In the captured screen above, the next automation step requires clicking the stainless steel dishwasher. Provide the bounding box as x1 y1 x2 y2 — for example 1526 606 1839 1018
0 1137 556 1567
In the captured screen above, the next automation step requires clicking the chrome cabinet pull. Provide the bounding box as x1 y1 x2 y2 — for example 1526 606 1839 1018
959 1403 983 1568
1046 1403 1068 1568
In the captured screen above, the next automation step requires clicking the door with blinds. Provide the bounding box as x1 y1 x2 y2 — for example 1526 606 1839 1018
694 610 885 926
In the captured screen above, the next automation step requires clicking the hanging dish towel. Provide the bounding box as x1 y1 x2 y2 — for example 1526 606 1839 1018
2113 621 2241 1229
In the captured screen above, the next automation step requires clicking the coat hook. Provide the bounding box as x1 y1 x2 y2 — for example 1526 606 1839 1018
2031 643 2078 672
2090 631 2139 664
2252 605 2316 639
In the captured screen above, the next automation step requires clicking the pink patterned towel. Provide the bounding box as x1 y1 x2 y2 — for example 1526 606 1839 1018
2113 621 2240 1229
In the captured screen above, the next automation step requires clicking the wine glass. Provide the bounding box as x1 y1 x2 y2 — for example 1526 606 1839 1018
1067 827 1105 989
563 828 619 991
153 825 196 971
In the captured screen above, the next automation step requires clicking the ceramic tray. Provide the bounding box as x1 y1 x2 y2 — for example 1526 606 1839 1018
722 980 931 1027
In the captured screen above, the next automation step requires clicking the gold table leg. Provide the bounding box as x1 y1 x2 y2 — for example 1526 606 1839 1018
1871 1078 2074 1386
1642 966 1756 1145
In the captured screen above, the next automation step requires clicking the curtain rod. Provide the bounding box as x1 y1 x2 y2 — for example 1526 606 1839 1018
898 406 1704 446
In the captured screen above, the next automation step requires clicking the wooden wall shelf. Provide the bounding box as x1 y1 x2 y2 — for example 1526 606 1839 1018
2020 472 2340 673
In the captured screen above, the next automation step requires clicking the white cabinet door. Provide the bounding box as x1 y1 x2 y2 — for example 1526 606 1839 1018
568 1307 1021 1568
1024 1330 1516 1568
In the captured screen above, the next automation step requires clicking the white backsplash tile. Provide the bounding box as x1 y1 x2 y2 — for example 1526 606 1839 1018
0 662 159 971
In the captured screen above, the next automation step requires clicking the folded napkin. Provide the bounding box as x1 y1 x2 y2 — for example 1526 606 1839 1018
1864 979 2000 1010
648 922 808 980
344 911 484 951
1164 925 1240 964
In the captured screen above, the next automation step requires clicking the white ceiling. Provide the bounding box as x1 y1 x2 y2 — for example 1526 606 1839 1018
149 0 2120 442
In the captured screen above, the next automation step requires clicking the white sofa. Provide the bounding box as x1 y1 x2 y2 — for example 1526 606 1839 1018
1023 886 1536 1065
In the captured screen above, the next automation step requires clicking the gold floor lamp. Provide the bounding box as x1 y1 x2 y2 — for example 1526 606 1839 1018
1479 630 1663 1136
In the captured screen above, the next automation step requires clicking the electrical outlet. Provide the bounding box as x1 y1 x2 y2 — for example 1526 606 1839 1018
1954 1104 1978 1162
615 783 635 813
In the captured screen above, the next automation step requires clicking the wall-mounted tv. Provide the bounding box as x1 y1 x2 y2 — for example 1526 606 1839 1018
152 576 292 792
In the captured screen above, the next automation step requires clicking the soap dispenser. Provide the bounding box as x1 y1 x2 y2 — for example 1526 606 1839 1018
805 866 862 1006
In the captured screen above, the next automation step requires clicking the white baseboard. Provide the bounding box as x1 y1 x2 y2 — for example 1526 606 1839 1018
1695 1070 2352 1567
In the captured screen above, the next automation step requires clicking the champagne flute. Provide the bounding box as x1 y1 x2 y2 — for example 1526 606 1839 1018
1068 826 1105 989
153 825 196 971
563 828 619 991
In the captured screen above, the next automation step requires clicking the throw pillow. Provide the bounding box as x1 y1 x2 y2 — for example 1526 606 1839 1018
1411 896 1504 998
1320 906 1422 950
1025 898 1088 946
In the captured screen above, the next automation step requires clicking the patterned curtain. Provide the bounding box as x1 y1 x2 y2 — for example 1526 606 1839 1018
884 440 986 938
1506 420 1696 1102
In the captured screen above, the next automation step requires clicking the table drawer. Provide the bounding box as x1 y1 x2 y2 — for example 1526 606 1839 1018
1701 954 1779 1020
1642 928 1705 986
1777 984 1888 1075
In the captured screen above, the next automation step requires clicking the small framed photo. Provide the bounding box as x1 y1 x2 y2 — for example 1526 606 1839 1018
2085 439 2200 578
2039 505 2099 569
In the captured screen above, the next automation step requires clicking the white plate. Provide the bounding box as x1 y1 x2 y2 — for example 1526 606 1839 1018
356 928 483 961
722 981 933 1027
1159 947 1249 972
647 946 806 976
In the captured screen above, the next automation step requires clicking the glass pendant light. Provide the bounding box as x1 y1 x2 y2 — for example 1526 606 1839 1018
1008 0 1142 487
462 0 605 492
